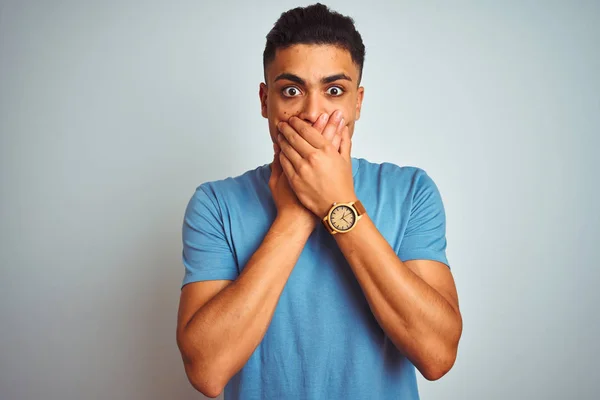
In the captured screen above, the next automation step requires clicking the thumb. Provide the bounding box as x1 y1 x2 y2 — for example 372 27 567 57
339 126 352 161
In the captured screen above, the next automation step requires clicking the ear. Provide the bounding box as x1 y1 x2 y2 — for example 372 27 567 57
355 86 365 121
259 83 268 119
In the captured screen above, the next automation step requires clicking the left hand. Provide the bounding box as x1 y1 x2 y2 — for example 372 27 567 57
276 110 356 218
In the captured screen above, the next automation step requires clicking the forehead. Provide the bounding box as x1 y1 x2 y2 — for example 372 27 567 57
266 44 359 84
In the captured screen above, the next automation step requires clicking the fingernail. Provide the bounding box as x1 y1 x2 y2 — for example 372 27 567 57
334 110 342 120
277 134 282 141
321 113 329 122
339 118 345 128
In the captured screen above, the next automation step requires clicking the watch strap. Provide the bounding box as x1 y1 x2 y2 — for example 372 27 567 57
353 200 366 216
321 217 335 234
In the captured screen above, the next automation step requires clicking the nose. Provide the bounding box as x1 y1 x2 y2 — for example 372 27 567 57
297 92 327 124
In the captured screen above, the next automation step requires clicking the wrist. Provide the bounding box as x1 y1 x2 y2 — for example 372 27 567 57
274 210 317 235
317 192 358 218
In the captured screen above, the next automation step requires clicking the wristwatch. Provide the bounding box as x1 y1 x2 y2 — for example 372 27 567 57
321 200 366 235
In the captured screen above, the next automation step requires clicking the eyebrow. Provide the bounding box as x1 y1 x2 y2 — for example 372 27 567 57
273 73 353 85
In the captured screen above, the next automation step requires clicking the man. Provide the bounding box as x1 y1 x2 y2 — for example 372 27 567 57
177 3 462 399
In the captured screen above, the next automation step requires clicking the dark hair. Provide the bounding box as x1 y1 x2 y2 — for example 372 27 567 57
263 3 366 83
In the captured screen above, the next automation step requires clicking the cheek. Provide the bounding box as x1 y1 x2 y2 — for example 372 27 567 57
272 105 301 122
267 97 284 118
347 120 356 138
338 96 357 118
267 107 301 141
340 105 356 123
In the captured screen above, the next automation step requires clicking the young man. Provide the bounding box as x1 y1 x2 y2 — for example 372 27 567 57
177 4 462 399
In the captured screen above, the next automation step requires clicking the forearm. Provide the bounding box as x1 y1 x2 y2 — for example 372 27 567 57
335 215 462 379
181 214 313 390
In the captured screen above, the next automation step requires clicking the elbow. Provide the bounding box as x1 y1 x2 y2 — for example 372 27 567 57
422 312 463 381
421 362 452 381
184 361 225 398
190 375 224 398
177 333 225 398
420 344 459 381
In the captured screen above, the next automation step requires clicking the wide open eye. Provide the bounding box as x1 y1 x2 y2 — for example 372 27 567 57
282 86 302 97
326 86 344 97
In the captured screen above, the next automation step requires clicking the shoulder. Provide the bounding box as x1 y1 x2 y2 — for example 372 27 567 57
354 157 439 194
184 163 271 221
191 163 270 204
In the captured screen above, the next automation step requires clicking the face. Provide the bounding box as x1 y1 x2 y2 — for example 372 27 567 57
260 44 364 144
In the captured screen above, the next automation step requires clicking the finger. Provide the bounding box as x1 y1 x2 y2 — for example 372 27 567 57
277 133 305 169
331 131 342 151
321 110 344 143
278 121 315 158
287 116 327 150
279 152 297 182
339 126 352 161
312 113 330 134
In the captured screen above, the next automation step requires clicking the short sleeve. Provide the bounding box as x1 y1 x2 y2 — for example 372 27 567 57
181 185 239 287
398 171 450 268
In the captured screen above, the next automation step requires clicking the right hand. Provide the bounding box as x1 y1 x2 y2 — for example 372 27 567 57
269 111 345 226
270 143 313 225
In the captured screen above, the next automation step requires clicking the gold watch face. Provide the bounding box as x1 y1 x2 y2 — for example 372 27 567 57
330 205 356 232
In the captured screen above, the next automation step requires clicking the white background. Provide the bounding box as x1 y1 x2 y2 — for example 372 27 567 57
1 1 599 399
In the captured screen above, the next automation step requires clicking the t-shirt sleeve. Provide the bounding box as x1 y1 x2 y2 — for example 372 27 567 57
181 185 239 287
398 171 450 268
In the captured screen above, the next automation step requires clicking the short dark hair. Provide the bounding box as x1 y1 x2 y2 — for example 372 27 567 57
263 3 366 83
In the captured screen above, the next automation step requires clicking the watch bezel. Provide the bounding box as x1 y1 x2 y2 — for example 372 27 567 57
325 202 359 234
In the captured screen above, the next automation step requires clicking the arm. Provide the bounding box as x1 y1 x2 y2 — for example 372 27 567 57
177 213 313 398
177 113 344 397
332 215 462 381
276 114 462 381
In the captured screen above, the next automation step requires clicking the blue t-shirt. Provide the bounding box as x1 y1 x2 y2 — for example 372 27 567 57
182 157 449 400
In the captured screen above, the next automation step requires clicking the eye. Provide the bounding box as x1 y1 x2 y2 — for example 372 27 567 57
282 86 302 97
326 86 344 97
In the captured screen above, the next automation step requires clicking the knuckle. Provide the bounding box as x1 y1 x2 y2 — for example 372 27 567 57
323 142 336 153
306 151 320 165
284 132 295 146
328 118 339 129
297 161 311 175
299 125 312 138
289 174 301 187
322 126 335 140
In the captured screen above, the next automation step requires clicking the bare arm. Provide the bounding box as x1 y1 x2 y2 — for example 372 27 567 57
333 214 462 381
275 112 462 381
177 114 343 397
176 214 313 398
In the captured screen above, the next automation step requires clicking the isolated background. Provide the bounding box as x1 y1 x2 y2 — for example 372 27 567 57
1 1 599 399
